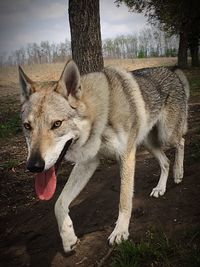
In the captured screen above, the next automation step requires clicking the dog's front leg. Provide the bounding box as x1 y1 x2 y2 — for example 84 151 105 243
55 157 99 253
109 145 136 245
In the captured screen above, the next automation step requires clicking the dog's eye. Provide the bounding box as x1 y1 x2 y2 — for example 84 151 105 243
23 122 32 130
52 120 62 129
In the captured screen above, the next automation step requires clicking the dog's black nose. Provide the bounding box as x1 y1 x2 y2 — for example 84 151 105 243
27 153 45 173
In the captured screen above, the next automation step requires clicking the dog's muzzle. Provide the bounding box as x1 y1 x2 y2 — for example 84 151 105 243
27 152 45 173
27 139 73 173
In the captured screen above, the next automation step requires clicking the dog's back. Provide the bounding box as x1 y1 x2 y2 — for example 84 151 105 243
131 67 189 146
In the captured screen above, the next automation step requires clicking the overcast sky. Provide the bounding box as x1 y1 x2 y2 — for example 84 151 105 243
0 0 148 55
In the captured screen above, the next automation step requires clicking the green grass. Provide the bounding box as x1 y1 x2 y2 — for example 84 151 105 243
111 228 200 267
0 159 21 170
189 77 200 96
112 230 175 267
0 113 22 138
184 68 200 96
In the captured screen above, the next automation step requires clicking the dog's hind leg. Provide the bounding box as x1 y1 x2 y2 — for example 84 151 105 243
173 137 185 184
108 144 136 245
149 149 170 198
144 137 170 198
55 157 99 253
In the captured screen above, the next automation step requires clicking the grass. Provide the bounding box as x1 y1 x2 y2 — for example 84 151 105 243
189 75 200 96
0 113 22 138
0 159 21 170
184 69 200 96
189 78 200 96
111 228 200 267
0 58 178 86
111 230 175 267
0 59 199 95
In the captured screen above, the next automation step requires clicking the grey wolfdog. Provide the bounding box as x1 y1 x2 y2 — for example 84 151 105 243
19 60 189 252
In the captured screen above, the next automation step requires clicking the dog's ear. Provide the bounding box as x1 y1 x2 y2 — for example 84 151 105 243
56 60 81 99
19 66 35 103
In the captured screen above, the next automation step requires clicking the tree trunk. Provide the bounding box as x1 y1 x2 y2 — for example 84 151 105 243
190 46 199 67
69 0 103 75
178 31 188 68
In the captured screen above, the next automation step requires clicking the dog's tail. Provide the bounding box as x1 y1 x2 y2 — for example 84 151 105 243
174 69 190 99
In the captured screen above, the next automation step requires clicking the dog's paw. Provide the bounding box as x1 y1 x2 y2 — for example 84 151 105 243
150 186 166 198
108 226 129 245
61 229 78 253
59 215 78 253
174 177 183 184
174 170 183 184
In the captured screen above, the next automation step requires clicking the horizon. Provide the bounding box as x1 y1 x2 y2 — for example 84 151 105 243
0 0 148 56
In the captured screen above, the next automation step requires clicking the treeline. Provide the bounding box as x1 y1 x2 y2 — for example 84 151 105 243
0 40 71 66
0 27 179 66
103 28 178 59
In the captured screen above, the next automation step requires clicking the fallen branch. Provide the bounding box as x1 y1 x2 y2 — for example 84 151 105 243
97 247 114 267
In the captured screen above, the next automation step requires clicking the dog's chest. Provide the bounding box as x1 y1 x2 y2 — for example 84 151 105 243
99 127 128 158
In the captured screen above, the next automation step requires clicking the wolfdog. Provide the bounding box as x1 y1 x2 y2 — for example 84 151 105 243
19 60 189 252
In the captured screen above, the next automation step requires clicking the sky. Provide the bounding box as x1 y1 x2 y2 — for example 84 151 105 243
0 0 148 55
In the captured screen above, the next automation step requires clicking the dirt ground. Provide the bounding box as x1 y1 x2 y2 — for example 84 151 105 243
0 60 200 267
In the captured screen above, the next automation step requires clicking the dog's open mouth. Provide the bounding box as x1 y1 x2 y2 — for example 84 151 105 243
35 139 73 201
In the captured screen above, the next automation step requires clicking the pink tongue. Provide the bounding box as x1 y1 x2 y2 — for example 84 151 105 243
35 166 57 200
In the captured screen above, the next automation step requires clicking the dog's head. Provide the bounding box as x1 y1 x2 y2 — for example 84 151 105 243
19 60 92 200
